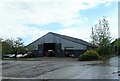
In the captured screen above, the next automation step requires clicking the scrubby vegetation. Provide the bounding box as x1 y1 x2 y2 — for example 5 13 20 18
79 50 100 61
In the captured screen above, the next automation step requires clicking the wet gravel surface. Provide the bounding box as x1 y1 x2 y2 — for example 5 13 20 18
1 57 119 79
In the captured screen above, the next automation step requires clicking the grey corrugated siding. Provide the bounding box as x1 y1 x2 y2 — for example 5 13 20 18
26 32 88 50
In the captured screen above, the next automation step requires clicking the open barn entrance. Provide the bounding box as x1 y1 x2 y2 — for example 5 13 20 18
43 43 55 57
64 47 74 57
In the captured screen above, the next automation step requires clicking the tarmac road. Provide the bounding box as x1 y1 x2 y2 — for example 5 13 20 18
1 56 119 79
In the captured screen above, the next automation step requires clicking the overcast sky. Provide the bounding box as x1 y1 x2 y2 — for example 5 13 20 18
0 0 118 45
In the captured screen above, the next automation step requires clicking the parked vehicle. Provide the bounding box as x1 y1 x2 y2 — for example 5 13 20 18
16 54 23 58
2 54 10 58
9 54 15 58
17 53 34 58
17 54 28 58
2 52 33 58
2 54 15 58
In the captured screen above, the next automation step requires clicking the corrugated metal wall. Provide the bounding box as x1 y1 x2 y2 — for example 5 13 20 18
27 33 87 50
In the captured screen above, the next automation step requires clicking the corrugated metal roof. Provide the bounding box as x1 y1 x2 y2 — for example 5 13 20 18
26 32 96 47
49 32 95 47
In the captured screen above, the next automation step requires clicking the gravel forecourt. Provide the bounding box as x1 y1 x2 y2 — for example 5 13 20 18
1 57 119 80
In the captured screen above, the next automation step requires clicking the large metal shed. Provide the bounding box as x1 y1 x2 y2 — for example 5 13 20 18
26 32 96 57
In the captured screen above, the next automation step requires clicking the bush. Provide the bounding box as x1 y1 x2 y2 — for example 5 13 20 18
96 46 110 55
79 50 100 61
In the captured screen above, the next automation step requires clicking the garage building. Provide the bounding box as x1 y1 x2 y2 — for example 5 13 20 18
26 32 96 57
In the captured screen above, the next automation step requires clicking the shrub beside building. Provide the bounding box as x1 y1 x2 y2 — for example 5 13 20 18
79 50 100 61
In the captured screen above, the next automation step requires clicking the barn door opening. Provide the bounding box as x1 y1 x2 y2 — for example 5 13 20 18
43 43 55 57
64 47 74 57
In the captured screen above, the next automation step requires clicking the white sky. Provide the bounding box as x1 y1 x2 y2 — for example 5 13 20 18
0 0 119 45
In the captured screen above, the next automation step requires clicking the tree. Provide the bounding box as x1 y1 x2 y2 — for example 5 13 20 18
0 38 3 54
2 39 14 54
11 38 25 58
91 17 112 55
2 38 25 57
111 38 120 55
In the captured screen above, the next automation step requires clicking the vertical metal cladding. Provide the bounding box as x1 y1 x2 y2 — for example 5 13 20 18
26 32 95 57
